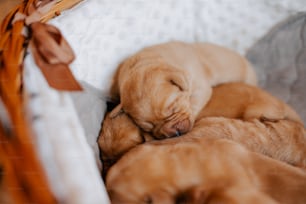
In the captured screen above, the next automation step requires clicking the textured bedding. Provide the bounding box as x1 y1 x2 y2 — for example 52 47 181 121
247 13 306 125
49 0 306 92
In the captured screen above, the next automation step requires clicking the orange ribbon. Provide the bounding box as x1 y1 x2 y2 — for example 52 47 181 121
30 22 82 91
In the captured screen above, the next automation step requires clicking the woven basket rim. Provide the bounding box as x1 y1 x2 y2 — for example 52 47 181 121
0 1 83 203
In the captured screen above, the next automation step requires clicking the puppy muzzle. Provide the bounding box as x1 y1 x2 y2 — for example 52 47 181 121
161 118 192 138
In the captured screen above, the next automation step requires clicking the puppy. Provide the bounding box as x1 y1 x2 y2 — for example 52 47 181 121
199 82 302 123
110 41 257 138
106 137 306 204
194 117 306 167
98 106 154 177
101 83 306 203
99 83 305 173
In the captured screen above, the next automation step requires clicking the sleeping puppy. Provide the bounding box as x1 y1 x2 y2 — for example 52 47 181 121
106 136 306 204
199 82 302 123
99 110 306 178
98 107 154 177
99 83 305 174
193 117 306 167
110 41 257 138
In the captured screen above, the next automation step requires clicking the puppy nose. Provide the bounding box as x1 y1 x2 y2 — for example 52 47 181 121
165 119 191 137
174 119 191 135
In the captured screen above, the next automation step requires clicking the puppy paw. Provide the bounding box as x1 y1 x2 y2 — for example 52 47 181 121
243 104 285 122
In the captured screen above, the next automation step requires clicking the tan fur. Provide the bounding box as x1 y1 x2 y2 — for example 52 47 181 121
98 111 154 176
110 41 257 138
199 82 302 123
106 137 306 204
194 117 306 167
99 83 305 171
100 83 306 203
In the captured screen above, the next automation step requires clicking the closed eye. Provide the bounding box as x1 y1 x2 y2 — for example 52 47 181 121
170 79 184 91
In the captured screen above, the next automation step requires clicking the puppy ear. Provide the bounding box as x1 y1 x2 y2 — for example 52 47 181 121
167 70 189 91
109 56 138 102
109 104 124 118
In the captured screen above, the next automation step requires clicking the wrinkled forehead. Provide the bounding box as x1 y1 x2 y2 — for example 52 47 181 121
121 68 171 104
120 64 186 122
121 66 165 93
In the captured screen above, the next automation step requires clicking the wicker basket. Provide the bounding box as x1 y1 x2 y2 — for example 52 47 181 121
0 0 305 204
0 1 97 203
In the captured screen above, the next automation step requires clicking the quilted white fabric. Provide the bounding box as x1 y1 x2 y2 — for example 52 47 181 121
23 0 305 203
49 0 306 92
50 0 195 92
195 0 306 54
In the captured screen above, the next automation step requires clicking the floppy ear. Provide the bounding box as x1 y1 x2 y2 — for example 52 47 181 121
167 70 189 91
109 104 124 118
109 56 138 102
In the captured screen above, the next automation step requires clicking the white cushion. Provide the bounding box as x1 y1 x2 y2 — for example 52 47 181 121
50 0 195 92
194 0 306 54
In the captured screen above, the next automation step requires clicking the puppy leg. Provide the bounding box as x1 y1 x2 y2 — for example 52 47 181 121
243 101 302 124
243 102 285 122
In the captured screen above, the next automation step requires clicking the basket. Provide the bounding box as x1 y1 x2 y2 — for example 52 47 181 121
0 0 305 203
0 1 109 203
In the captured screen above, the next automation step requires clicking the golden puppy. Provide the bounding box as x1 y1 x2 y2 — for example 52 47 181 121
110 41 257 138
101 83 306 203
98 109 154 177
199 83 302 123
100 113 306 174
106 137 306 204
99 83 305 173
194 117 306 167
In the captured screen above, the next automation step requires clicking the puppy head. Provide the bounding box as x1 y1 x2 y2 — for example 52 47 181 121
98 105 149 175
118 64 194 139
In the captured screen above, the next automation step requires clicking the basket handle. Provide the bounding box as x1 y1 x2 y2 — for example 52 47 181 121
0 0 84 203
